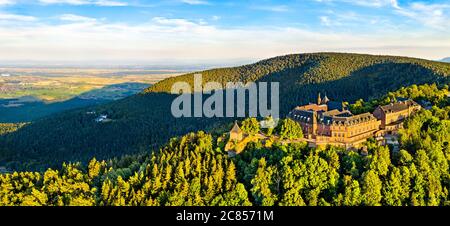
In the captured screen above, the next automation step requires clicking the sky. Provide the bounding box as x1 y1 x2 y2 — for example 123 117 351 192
0 0 449 65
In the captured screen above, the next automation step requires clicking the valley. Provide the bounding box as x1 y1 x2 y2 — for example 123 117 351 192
0 68 180 122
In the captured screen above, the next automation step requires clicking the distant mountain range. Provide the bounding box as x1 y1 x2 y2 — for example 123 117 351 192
1 52 450 171
441 57 450 63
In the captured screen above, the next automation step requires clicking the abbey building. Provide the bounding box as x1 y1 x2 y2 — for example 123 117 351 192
288 93 421 149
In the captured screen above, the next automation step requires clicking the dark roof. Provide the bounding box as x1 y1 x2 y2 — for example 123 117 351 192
327 101 344 111
396 97 409 102
379 99 419 113
322 112 376 126
322 109 353 117
296 104 328 112
290 106 375 126
289 109 315 123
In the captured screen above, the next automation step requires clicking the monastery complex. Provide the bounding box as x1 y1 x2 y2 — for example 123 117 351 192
288 94 421 149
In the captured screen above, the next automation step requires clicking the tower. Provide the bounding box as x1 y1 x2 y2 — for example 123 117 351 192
322 94 330 104
317 93 322 105
230 121 243 142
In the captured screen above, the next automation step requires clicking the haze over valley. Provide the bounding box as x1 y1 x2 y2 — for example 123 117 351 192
0 67 180 122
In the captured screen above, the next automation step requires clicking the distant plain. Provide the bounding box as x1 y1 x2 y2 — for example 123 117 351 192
0 67 181 101
0 67 181 122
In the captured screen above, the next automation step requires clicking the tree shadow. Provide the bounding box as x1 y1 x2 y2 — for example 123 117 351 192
0 82 151 123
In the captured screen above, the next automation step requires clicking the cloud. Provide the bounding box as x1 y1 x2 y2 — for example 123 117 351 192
152 17 212 31
394 2 450 30
0 13 37 21
350 0 399 8
318 10 396 29
316 0 449 30
39 0 89 5
180 0 209 5
251 5 289 12
0 15 449 63
316 0 399 8
38 0 128 6
319 16 332 26
94 0 127 6
0 0 15 5
59 14 97 23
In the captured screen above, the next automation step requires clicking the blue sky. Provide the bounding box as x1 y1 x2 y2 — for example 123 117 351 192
0 0 449 64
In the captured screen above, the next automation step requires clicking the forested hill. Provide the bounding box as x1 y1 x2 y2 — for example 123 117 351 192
1 53 449 171
146 53 450 96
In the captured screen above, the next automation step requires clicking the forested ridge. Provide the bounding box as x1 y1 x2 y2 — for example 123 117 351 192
147 53 450 94
1 83 449 206
1 53 449 171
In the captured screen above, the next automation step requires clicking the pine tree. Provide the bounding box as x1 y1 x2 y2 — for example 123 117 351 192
225 161 237 191
250 158 277 206
361 170 382 206
341 176 362 206
382 167 407 206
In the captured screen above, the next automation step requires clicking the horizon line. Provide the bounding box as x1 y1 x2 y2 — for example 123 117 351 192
0 52 448 68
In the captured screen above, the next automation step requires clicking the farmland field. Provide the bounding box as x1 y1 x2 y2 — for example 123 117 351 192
0 67 181 122
0 68 180 101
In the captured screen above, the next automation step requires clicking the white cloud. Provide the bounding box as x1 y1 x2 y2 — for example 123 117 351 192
318 10 396 29
395 2 450 30
320 16 332 26
316 0 399 8
39 0 88 5
59 14 97 22
0 13 36 21
317 0 449 30
319 12 358 27
180 0 209 5
151 17 213 32
251 5 289 12
0 15 449 62
94 0 127 6
350 0 399 8
38 0 127 6
0 0 16 5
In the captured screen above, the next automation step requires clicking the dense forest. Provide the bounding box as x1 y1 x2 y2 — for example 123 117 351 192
0 83 449 206
1 53 449 171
